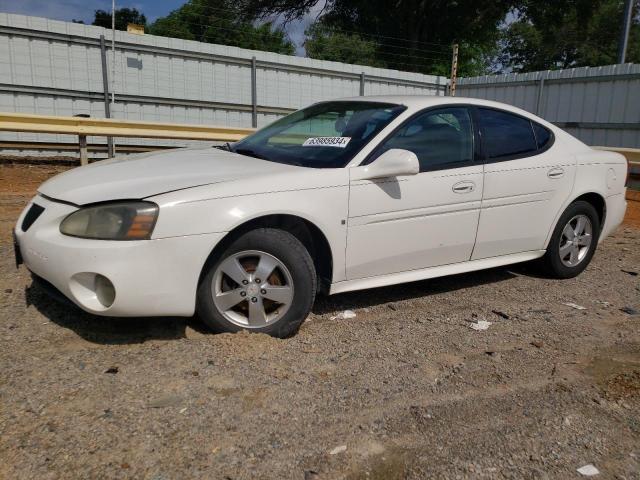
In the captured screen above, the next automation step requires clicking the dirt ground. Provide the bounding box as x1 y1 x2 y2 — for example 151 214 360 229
1 163 639 480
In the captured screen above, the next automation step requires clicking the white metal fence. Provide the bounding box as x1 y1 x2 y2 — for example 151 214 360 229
457 64 640 148
0 13 446 156
1 13 637 156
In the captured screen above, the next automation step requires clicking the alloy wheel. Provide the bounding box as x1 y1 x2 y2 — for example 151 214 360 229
559 214 593 267
211 250 294 328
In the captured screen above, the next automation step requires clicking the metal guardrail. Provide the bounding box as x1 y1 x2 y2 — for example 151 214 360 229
593 146 640 164
0 112 256 165
0 112 255 140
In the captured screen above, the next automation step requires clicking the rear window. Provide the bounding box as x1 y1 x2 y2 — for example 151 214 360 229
532 122 553 149
478 108 538 160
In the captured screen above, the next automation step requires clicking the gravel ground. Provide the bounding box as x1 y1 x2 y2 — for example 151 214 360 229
1 163 639 480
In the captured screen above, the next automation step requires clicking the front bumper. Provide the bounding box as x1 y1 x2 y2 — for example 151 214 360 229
15 195 224 317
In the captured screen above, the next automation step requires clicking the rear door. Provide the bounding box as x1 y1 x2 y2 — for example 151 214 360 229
472 107 575 259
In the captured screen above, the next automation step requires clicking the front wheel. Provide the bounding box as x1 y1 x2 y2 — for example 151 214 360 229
539 200 600 278
197 228 316 338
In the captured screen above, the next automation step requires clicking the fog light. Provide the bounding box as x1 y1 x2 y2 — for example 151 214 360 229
95 274 116 307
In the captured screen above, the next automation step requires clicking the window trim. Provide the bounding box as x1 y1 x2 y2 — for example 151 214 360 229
362 104 482 173
531 120 555 153
472 106 555 164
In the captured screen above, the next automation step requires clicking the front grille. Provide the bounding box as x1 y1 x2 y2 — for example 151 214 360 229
21 203 45 232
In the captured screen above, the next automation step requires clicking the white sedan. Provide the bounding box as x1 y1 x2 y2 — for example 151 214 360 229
14 96 628 337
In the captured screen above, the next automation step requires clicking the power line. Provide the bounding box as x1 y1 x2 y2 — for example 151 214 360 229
148 1 454 51
148 18 451 61
153 29 446 67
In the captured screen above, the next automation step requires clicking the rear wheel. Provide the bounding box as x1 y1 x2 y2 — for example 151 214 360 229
539 201 600 278
197 228 316 337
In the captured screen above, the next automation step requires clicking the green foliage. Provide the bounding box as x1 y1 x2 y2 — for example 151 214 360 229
304 24 381 66
84 0 639 75
148 0 294 55
92 8 147 30
240 0 514 75
501 0 640 72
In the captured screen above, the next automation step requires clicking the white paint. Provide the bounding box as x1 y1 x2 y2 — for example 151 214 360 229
15 96 629 320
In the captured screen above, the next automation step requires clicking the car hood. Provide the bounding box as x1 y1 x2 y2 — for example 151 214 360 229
38 148 297 205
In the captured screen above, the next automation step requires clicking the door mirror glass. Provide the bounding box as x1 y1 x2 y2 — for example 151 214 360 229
351 149 419 181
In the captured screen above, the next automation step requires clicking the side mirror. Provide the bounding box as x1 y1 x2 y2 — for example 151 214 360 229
351 149 420 181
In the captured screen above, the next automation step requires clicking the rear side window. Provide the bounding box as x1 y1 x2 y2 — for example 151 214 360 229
532 122 553 149
478 108 537 160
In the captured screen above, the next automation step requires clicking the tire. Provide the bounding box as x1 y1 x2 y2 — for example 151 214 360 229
197 228 316 338
539 200 600 279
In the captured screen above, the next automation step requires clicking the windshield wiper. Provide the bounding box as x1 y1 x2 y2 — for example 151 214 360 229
234 148 267 160
213 142 233 152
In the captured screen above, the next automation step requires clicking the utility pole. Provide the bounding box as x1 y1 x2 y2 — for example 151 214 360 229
449 43 459 96
618 0 633 63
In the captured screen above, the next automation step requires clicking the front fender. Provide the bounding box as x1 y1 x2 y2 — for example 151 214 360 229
150 186 350 283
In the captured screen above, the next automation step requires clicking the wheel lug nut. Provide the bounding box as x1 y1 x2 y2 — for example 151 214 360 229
260 289 266 295
255 278 261 284
242 280 248 285
240 291 246 297
251 297 258 303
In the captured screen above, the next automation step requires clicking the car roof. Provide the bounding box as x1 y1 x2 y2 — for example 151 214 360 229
332 95 557 127
334 95 591 150
335 95 522 111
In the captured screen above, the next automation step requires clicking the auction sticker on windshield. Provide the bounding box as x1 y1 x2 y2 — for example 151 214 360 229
302 137 351 148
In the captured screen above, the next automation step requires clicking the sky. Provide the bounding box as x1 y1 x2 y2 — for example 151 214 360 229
0 0 322 55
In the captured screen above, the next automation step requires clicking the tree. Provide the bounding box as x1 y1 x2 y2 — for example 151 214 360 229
238 0 516 76
148 0 294 55
92 8 147 31
500 0 640 72
304 23 381 66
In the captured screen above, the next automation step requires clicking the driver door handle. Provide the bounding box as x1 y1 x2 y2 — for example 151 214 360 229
452 181 475 194
548 167 565 179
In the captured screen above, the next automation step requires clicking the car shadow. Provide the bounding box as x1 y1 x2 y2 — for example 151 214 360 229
312 264 527 315
25 263 531 345
25 283 209 345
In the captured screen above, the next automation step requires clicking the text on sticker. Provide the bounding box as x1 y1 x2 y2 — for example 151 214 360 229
302 137 351 148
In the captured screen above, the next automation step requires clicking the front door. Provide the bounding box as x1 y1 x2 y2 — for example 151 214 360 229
346 106 484 280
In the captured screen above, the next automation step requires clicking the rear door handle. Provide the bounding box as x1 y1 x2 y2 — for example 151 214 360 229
452 181 475 193
547 167 565 179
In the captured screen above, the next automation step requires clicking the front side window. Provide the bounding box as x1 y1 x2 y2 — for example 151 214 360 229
478 108 538 160
231 101 406 168
371 107 474 171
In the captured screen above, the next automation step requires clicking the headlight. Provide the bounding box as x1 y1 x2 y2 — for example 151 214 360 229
60 201 159 240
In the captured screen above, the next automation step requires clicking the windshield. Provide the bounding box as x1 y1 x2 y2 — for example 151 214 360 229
231 101 406 168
